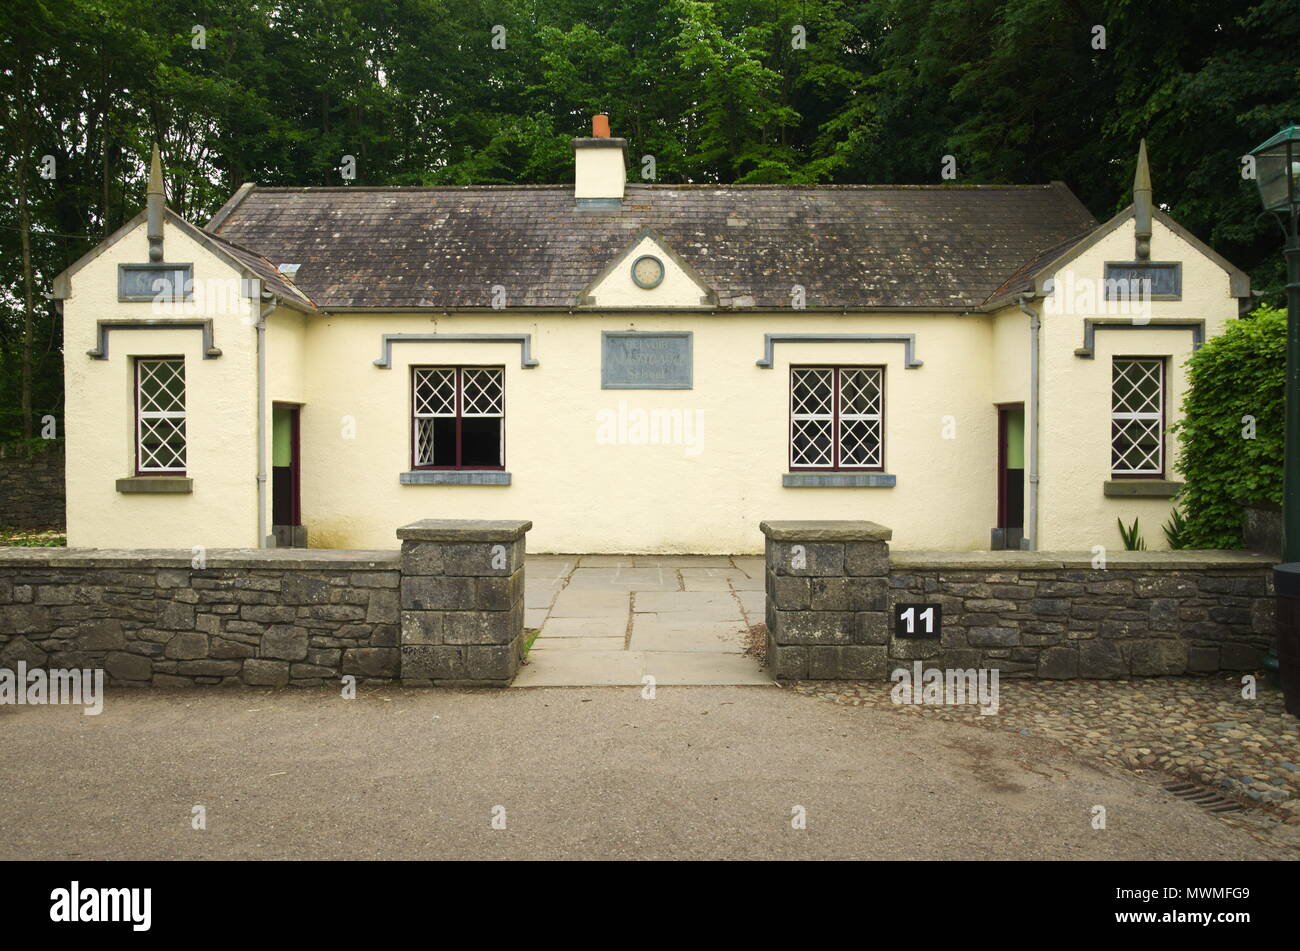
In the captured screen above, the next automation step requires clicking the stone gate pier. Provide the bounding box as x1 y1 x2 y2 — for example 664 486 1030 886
397 519 531 687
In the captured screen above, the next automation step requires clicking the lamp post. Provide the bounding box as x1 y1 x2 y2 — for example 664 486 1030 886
1251 124 1300 714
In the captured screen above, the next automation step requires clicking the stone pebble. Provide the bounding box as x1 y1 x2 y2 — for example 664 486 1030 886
791 674 1300 826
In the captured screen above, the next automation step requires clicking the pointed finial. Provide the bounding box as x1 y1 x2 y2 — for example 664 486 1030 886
1133 138 1152 260
147 143 165 261
148 143 165 198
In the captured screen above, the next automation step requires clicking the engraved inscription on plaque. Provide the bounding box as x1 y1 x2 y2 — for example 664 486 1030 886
118 264 193 302
601 332 693 389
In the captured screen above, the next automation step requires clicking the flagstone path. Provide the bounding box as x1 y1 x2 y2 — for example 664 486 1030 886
513 555 772 687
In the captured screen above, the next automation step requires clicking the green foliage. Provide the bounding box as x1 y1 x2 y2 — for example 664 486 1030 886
1117 517 1146 551
0 528 66 547
1162 506 1191 550
1172 305 1285 548
0 436 62 458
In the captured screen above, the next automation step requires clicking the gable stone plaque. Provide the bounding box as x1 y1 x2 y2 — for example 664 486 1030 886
601 332 693 389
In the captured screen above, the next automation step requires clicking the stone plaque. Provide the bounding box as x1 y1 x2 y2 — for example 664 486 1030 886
1103 262 1181 299
119 264 193 301
601 332 692 389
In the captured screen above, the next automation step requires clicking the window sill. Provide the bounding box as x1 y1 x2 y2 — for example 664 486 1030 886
1103 479 1181 498
400 471 511 486
116 476 193 494
783 472 896 488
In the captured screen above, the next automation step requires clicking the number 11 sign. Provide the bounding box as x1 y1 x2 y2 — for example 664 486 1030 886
894 603 942 638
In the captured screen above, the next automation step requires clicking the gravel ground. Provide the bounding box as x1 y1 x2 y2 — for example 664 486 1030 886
791 673 1300 850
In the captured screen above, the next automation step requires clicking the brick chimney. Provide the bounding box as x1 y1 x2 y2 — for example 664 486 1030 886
572 114 627 206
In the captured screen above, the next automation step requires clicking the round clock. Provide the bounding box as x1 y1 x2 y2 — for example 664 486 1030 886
631 254 665 289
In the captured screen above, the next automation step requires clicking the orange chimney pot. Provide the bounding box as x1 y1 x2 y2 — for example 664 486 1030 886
592 114 610 138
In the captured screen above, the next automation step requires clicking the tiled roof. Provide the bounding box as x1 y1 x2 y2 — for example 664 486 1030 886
209 183 1098 311
200 227 316 309
982 229 1096 306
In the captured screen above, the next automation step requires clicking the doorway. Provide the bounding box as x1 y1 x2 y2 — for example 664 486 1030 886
993 403 1024 550
272 403 305 547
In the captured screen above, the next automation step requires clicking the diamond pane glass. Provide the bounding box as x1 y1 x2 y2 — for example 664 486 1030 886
791 368 833 418
461 368 503 416
839 368 882 417
415 417 435 466
412 367 504 468
792 418 833 467
414 368 456 416
139 359 185 414
839 417 882 468
790 366 884 470
137 359 186 472
1111 359 1163 474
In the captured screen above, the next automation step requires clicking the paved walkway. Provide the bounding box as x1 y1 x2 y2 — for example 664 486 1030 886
515 555 770 687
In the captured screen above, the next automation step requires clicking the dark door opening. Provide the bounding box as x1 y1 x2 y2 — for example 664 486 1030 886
993 403 1025 550
272 403 305 547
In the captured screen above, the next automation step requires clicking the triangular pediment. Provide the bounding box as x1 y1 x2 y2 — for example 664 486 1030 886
578 228 716 308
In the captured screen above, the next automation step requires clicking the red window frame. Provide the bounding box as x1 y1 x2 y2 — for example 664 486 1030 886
135 356 187 477
1110 356 1166 479
788 365 886 472
410 366 506 471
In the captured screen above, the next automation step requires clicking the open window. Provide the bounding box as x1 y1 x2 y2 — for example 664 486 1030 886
412 366 504 469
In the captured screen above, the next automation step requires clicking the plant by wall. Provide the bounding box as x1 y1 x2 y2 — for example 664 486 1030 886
1162 506 1191 550
1117 517 1146 551
1172 305 1284 548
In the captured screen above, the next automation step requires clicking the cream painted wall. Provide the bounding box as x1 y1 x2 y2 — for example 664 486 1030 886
1035 216 1239 551
296 312 996 553
62 219 261 548
266 308 307 404
991 309 1029 405
584 234 710 308
573 147 626 199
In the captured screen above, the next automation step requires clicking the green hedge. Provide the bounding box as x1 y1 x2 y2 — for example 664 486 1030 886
1172 305 1284 548
0 435 63 459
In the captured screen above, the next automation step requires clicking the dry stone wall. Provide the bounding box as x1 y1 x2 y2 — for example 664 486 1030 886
0 549 400 687
0 519 532 687
0 440 64 530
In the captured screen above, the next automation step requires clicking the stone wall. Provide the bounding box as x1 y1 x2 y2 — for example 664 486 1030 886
762 520 1276 681
0 520 531 687
0 440 64 530
0 548 400 687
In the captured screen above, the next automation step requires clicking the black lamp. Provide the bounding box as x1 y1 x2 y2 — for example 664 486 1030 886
1250 124 1300 714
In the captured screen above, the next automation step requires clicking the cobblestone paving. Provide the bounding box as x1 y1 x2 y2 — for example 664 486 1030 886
791 674 1300 850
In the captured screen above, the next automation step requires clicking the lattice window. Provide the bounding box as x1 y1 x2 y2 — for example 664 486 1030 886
412 367 504 468
1111 358 1164 476
136 358 186 473
790 366 883 470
